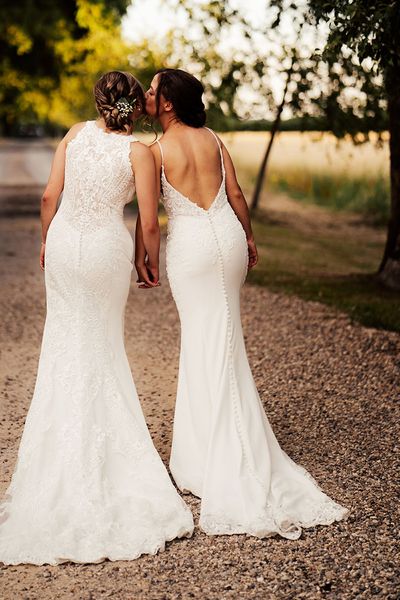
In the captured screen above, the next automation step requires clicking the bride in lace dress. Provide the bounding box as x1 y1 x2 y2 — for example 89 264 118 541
0 71 193 566
135 68 349 539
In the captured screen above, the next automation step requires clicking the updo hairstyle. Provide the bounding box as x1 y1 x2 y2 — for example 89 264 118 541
155 68 206 128
93 71 145 133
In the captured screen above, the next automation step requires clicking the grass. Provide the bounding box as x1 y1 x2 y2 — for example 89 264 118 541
222 131 391 224
247 211 400 332
271 172 390 225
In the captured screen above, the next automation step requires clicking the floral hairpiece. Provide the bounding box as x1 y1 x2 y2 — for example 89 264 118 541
114 97 136 117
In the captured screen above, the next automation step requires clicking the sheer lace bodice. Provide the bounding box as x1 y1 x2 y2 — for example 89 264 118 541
59 121 136 231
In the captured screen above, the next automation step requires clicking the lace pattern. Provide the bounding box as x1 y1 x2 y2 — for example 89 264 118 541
60 121 136 232
0 120 194 565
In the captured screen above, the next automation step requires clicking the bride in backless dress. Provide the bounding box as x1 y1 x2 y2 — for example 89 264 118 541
0 71 193 566
135 68 349 540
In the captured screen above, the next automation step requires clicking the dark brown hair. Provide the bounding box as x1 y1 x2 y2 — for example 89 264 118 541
155 68 206 128
94 71 145 133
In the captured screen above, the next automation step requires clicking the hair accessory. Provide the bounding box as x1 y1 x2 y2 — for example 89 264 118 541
114 97 136 117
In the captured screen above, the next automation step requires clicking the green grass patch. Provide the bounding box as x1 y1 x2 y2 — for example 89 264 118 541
271 171 390 225
248 212 400 332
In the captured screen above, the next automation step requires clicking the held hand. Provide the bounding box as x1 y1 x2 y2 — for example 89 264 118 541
247 238 258 269
147 264 159 286
135 262 160 289
40 242 46 271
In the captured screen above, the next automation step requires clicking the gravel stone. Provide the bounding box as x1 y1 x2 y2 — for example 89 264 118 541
0 217 399 599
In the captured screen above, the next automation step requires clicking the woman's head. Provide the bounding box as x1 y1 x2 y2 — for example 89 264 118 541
146 69 206 128
94 71 145 133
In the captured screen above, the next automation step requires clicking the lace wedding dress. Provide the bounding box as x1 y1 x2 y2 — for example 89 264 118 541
0 121 193 565
157 129 348 539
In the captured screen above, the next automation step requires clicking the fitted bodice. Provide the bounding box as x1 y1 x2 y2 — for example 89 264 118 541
59 121 137 231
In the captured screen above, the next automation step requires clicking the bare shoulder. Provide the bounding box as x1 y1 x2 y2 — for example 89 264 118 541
130 141 154 161
204 127 224 146
210 129 229 156
64 121 87 144
130 142 156 177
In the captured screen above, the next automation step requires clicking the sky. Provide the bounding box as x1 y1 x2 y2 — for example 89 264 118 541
122 0 268 44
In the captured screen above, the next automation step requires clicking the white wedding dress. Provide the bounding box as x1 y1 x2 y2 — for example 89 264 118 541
0 120 193 566
158 129 348 539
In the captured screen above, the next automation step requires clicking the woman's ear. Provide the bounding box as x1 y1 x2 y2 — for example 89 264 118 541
164 101 173 113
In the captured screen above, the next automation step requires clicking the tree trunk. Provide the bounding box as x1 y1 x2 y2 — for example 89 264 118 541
250 65 293 212
378 66 400 290
0 115 13 137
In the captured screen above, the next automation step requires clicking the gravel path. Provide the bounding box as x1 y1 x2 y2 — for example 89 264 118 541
0 217 399 600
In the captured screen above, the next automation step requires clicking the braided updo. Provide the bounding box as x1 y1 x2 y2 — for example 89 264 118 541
155 68 206 128
93 71 145 133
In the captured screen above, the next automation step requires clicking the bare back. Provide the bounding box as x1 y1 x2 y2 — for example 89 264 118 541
155 126 223 210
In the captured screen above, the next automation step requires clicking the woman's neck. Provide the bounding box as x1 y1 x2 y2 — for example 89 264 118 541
96 117 131 135
159 114 184 134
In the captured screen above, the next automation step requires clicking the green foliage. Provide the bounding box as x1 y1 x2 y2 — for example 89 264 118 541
177 1 388 139
274 173 390 225
1 0 391 137
264 2 388 141
299 0 400 277
269 0 399 71
0 0 160 133
306 0 399 69
174 1 255 125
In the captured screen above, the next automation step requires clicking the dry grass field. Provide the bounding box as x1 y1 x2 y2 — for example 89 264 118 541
221 131 389 181
221 131 390 224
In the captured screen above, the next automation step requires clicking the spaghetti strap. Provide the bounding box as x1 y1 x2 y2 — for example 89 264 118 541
155 139 165 168
205 127 225 177
204 126 220 148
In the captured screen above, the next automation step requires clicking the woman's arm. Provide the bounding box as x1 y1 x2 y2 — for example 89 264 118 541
134 213 146 268
134 142 162 288
40 140 66 269
220 140 258 269
40 122 85 270
131 142 160 285
134 213 155 287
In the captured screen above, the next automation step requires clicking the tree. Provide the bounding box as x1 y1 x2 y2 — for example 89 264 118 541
175 1 387 213
250 52 294 211
301 0 400 288
0 0 137 133
249 0 387 211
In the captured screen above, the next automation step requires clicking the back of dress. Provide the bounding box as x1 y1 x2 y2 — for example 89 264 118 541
45 120 137 294
59 120 136 233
